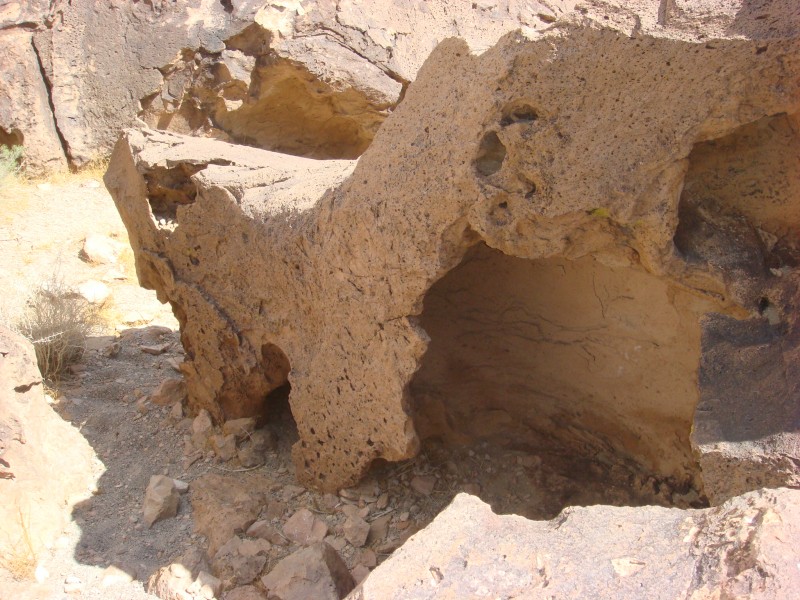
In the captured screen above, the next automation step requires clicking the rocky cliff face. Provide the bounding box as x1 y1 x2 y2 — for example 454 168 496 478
105 0 800 504
0 0 582 172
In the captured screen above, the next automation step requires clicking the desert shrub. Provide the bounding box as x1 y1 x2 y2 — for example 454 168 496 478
15 277 100 381
0 505 37 581
0 145 23 182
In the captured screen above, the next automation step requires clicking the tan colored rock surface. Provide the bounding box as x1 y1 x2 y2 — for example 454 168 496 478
143 474 180 527
107 5 800 498
261 542 355 600
191 473 271 556
0 27 67 174
351 490 800 599
0 326 94 569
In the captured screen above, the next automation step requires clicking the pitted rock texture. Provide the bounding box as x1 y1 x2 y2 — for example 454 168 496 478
350 490 800 599
0 0 581 171
106 9 800 495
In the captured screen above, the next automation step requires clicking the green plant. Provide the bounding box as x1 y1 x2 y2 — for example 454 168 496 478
0 145 23 182
15 276 100 382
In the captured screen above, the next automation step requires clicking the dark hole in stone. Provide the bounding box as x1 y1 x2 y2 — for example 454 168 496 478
407 242 709 519
475 132 506 176
500 102 539 126
144 163 204 221
758 297 770 314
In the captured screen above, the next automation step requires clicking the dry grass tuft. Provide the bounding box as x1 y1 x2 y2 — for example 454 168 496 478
0 505 38 581
15 276 101 382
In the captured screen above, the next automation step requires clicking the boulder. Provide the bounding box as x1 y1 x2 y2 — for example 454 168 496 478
261 542 355 600
351 490 800 599
105 4 800 499
0 326 94 570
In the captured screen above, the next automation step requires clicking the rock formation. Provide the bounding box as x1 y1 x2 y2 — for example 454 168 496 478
0 0 577 171
106 0 800 505
0 326 94 565
350 490 800 599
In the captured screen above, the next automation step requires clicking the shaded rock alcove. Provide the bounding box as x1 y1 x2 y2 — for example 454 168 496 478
410 242 718 513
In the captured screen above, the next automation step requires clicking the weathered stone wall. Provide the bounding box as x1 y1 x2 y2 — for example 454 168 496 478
106 4 800 498
0 0 582 171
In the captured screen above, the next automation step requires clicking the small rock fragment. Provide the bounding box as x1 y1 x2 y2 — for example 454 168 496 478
211 433 237 462
367 514 391 545
170 401 184 421
343 515 370 547
173 478 189 494
143 475 180 527
360 548 377 568
150 378 187 406
224 585 268 600
410 475 436 496
187 571 222 600
77 280 111 304
214 536 267 586
261 543 354 600
247 520 289 546
222 417 256 440
376 492 389 510
141 343 171 355
81 234 125 264
283 508 328 545
352 564 371 584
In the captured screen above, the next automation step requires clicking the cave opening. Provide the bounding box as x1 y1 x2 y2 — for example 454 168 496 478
408 242 713 519
259 344 298 452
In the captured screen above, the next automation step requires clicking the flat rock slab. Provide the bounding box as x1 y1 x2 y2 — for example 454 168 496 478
351 489 800 599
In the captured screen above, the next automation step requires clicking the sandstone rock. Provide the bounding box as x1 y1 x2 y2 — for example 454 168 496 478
246 520 289 546
76 280 111 304
191 409 214 450
366 515 391 546
283 508 328 546
187 571 222 600
106 5 800 497
0 326 94 563
151 377 187 406
213 536 267 587
143 474 179 527
141 343 171 356
261 542 355 600
148 547 211 600
80 234 126 265
0 27 66 174
224 586 267 600
222 417 256 441
351 490 800 599
351 565 371 585
211 433 237 462
409 476 436 496
192 473 270 556
342 516 370 548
